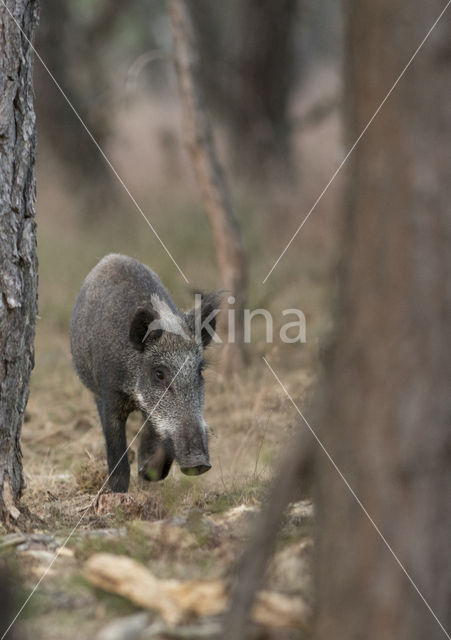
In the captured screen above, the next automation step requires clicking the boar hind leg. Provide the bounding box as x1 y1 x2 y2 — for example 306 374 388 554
138 419 174 482
95 394 130 493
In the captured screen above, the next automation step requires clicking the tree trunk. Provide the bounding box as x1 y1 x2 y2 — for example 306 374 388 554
35 0 120 220
168 0 248 373
314 2 451 639
0 0 39 524
187 1 240 132
190 0 298 183
220 2 451 638
232 0 298 181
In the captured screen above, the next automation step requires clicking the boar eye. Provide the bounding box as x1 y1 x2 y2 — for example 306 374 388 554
154 369 165 381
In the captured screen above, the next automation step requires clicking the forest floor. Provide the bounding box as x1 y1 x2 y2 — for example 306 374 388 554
0 75 341 639
2 237 326 639
8 335 316 640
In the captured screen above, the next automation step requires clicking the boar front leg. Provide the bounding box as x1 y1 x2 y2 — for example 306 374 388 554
138 417 174 482
95 393 130 492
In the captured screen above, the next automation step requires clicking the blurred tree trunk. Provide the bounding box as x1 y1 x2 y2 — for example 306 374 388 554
0 0 39 523
314 1 451 638
232 0 298 181
188 1 239 121
35 0 122 219
168 0 248 373
190 0 298 183
0 562 18 638
222 1 451 638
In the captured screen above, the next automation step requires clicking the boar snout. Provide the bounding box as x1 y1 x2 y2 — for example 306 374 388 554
180 458 211 476
175 423 211 476
177 440 211 476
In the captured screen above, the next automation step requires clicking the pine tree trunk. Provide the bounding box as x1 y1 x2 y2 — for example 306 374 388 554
0 0 39 523
168 0 248 373
315 2 451 638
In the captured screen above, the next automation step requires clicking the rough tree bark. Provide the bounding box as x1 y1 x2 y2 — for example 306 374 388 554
0 0 39 523
168 0 248 373
222 1 451 638
314 2 451 639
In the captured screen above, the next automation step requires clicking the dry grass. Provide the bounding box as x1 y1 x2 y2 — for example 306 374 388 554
14 268 321 637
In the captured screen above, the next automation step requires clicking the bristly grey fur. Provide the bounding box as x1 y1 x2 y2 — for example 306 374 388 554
70 254 220 492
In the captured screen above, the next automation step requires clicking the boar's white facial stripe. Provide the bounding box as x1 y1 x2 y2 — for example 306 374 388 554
135 391 146 409
147 294 190 341
134 393 177 432
152 415 177 437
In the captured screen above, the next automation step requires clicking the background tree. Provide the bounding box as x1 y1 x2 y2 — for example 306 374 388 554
35 0 124 218
230 0 298 180
191 0 299 182
168 0 248 373
0 0 39 523
223 0 451 637
314 1 451 638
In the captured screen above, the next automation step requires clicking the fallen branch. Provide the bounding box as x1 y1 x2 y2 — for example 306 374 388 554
85 553 309 629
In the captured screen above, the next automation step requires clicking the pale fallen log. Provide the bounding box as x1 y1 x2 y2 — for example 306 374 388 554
86 553 226 625
85 553 310 629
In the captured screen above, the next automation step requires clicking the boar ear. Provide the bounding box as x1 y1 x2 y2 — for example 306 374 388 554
185 291 224 348
129 307 162 351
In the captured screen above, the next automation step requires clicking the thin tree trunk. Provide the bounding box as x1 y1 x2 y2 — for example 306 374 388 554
168 0 248 373
314 2 451 638
0 0 39 524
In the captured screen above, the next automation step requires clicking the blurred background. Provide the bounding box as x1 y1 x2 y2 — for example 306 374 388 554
28 0 347 487
14 2 345 637
34 0 342 343
29 0 345 496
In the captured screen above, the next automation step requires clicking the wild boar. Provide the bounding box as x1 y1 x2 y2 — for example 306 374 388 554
70 254 220 492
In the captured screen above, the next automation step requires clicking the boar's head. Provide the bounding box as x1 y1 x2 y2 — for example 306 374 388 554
129 292 222 481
